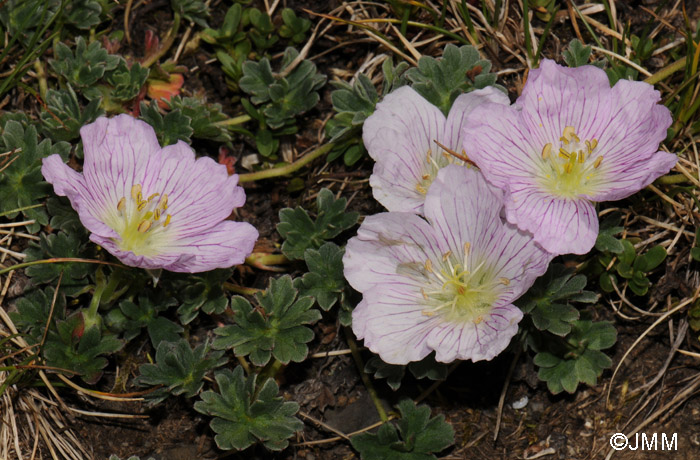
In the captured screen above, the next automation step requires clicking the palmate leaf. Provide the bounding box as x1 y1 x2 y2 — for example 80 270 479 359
139 100 193 146
49 36 120 89
10 286 66 342
351 400 454 460
175 269 231 324
135 338 227 404
195 367 302 451
277 188 359 260
365 355 449 391
111 293 180 346
212 275 320 366
404 44 497 115
294 242 345 310
40 85 104 142
43 313 123 384
104 60 149 102
0 120 70 232
167 96 231 143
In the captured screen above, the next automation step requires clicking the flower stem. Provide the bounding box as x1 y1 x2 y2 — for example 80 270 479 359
214 114 252 126
644 57 687 86
238 143 334 183
223 282 261 296
141 12 181 68
0 203 43 219
655 173 694 185
344 326 388 422
0 258 123 277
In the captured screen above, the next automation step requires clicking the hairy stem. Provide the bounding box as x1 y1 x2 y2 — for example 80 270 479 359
238 143 334 183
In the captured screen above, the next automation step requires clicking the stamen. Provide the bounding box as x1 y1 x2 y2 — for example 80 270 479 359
593 156 603 169
147 193 160 201
159 194 168 210
422 174 430 180
137 201 148 211
421 288 429 300
424 259 433 273
500 277 510 285
541 143 552 159
422 310 436 317
117 197 126 212
163 214 172 227
562 126 576 140
463 242 471 256
130 184 142 200
558 148 570 159
136 192 143 203
154 209 161 221
416 184 427 194
590 139 598 150
578 150 585 163
473 316 483 324
426 149 432 163
442 251 452 262
137 220 152 233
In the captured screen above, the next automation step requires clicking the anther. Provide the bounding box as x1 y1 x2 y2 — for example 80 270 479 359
578 150 585 163
426 149 432 163
422 310 436 317
422 174 431 180
590 139 598 150
421 288 429 300
593 156 603 169
457 286 466 295
163 215 172 227
424 259 433 273
137 201 148 211
117 197 126 212
137 220 152 233
442 251 452 262
416 184 427 194
147 193 160 201
564 162 573 174
562 126 576 140
558 148 570 159
500 277 510 285
541 143 552 159
473 316 483 324
464 242 471 256
154 209 161 221
130 184 142 200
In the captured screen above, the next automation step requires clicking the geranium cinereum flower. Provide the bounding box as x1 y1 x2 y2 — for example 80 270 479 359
343 165 551 364
363 85 509 214
462 59 677 255
42 114 258 272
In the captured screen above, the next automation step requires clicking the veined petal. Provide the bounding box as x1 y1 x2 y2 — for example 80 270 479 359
505 188 598 255
343 212 445 293
445 87 510 155
363 86 446 213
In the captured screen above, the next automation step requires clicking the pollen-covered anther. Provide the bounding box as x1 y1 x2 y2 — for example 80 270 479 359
164 214 172 227
117 197 126 212
442 251 452 262
499 277 510 285
593 156 603 168
416 183 428 194
542 143 552 159
463 242 471 256
131 184 142 200
137 220 152 233
424 259 433 273
473 316 483 324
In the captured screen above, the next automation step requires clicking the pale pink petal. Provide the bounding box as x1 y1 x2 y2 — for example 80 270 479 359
445 87 510 154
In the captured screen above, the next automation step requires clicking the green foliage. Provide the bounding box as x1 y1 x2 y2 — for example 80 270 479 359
0 120 70 232
40 85 104 142
351 399 454 459
213 275 320 366
167 96 231 143
46 196 83 233
691 227 700 262
239 47 326 155
104 61 149 102
109 293 181 346
139 100 194 146
63 0 103 30
171 0 210 27
49 37 120 90
533 320 616 394
24 231 95 296
563 39 592 67
194 366 303 451
294 242 345 310
277 188 359 260
404 44 497 115
365 355 448 391
175 269 231 324
599 240 667 296
10 287 66 342
517 264 597 336
279 8 311 44
43 313 123 384
247 8 277 50
136 339 227 404
0 0 60 46
595 215 624 254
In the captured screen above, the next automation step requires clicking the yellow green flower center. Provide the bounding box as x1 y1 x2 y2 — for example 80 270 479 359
400 243 508 324
106 183 173 256
536 126 605 198
415 142 470 195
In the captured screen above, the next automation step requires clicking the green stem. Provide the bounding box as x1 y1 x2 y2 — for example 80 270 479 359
33 59 48 100
214 114 252 127
238 143 334 183
644 57 687 85
223 282 261 296
344 326 388 422
0 258 123 277
245 253 289 267
255 359 284 396
655 173 693 185
0 203 43 219
142 12 181 68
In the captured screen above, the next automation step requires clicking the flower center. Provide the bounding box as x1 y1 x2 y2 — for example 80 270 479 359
109 184 173 256
415 142 469 195
536 126 605 198
400 243 508 324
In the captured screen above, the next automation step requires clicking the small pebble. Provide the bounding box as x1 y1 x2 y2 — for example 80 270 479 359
512 396 529 410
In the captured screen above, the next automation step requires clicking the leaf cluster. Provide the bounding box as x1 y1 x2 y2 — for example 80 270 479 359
194 366 303 451
136 338 226 404
277 188 359 260
0 120 70 232
351 400 454 460
239 47 326 156
213 275 320 366
365 355 448 391
171 0 210 27
107 293 181 346
404 44 497 115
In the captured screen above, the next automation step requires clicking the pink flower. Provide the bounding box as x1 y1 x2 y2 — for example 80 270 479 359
462 59 677 255
343 165 551 364
363 85 509 214
42 114 258 272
